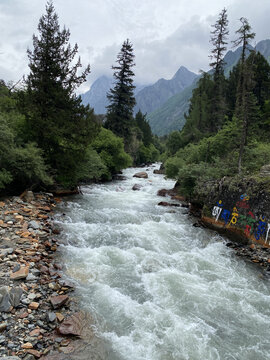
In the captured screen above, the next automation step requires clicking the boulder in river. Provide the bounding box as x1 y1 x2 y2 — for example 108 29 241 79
133 172 148 179
158 201 180 207
132 184 142 191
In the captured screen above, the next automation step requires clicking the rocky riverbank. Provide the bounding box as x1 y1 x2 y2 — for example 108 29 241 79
0 192 102 360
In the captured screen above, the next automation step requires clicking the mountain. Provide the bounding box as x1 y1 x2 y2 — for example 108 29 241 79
148 39 270 136
80 76 112 114
80 66 196 116
134 66 197 114
80 76 147 115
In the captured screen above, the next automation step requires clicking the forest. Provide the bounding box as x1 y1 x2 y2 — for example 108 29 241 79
0 2 160 195
164 10 270 197
1 4 270 196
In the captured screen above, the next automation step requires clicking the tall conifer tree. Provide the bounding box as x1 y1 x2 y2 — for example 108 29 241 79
105 39 136 146
233 17 255 174
24 1 96 185
209 8 229 132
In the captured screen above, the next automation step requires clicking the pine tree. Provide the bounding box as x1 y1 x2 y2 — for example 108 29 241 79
135 110 153 146
105 39 136 146
233 17 255 174
209 8 229 132
24 1 96 185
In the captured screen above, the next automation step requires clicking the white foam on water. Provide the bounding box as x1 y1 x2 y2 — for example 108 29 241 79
56 164 270 360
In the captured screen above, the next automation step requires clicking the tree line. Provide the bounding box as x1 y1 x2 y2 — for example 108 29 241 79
0 1 159 194
164 9 270 197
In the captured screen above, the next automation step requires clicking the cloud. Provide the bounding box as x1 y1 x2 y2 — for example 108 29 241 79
0 0 269 92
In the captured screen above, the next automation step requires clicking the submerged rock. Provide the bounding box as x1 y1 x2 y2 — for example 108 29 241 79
132 184 142 191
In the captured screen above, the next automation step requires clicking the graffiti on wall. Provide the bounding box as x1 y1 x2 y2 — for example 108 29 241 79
212 194 270 244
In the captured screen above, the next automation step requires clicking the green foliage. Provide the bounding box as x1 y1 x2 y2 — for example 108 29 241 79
75 147 107 182
135 110 153 146
23 2 96 185
166 131 183 156
92 128 132 179
136 143 159 165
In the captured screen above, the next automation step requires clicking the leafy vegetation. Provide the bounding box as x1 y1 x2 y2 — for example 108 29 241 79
0 3 138 194
164 14 270 198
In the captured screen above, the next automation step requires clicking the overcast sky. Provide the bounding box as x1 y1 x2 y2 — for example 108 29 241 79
0 0 269 93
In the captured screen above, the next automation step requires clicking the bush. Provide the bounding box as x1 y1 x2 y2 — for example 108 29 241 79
92 128 132 179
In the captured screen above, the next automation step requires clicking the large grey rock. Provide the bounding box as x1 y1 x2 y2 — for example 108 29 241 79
0 357 21 360
0 287 11 312
0 286 23 312
9 287 23 307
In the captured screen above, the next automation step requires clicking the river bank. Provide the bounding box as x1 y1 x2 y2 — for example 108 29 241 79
0 191 104 360
156 181 270 275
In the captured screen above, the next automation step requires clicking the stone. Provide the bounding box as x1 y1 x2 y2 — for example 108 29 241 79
29 302 39 310
20 191 35 202
158 201 180 207
57 312 84 336
29 328 40 337
26 350 41 358
50 295 69 309
0 248 14 259
132 184 142 191
133 172 148 179
26 273 38 282
22 342 33 349
47 312 56 322
0 358 20 360
56 313 65 322
0 287 11 312
10 266 29 280
0 322 7 332
28 221 40 230
9 287 23 307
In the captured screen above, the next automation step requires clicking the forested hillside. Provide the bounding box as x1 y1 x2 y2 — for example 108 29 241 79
148 39 270 136
164 12 270 198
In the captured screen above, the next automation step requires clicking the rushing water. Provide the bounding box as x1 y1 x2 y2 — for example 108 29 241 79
55 164 270 360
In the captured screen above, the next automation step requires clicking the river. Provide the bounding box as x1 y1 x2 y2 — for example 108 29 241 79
55 164 270 360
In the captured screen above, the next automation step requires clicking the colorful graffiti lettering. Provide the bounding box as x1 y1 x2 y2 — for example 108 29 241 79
211 196 269 244
240 193 250 201
220 209 231 224
229 207 238 226
254 217 267 241
212 206 222 221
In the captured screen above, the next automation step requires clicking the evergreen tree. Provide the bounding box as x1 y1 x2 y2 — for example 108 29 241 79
233 17 255 174
209 8 229 79
105 39 136 146
135 110 153 146
24 1 96 185
209 8 229 131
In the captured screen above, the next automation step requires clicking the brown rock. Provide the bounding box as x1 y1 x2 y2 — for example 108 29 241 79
250 244 256 250
56 312 65 322
50 295 69 309
0 201 5 207
133 172 148 179
29 302 39 310
19 311 29 319
57 312 84 336
10 266 29 280
158 202 180 207
157 189 168 197
26 349 41 358
29 328 41 337
0 322 7 332
22 342 33 349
